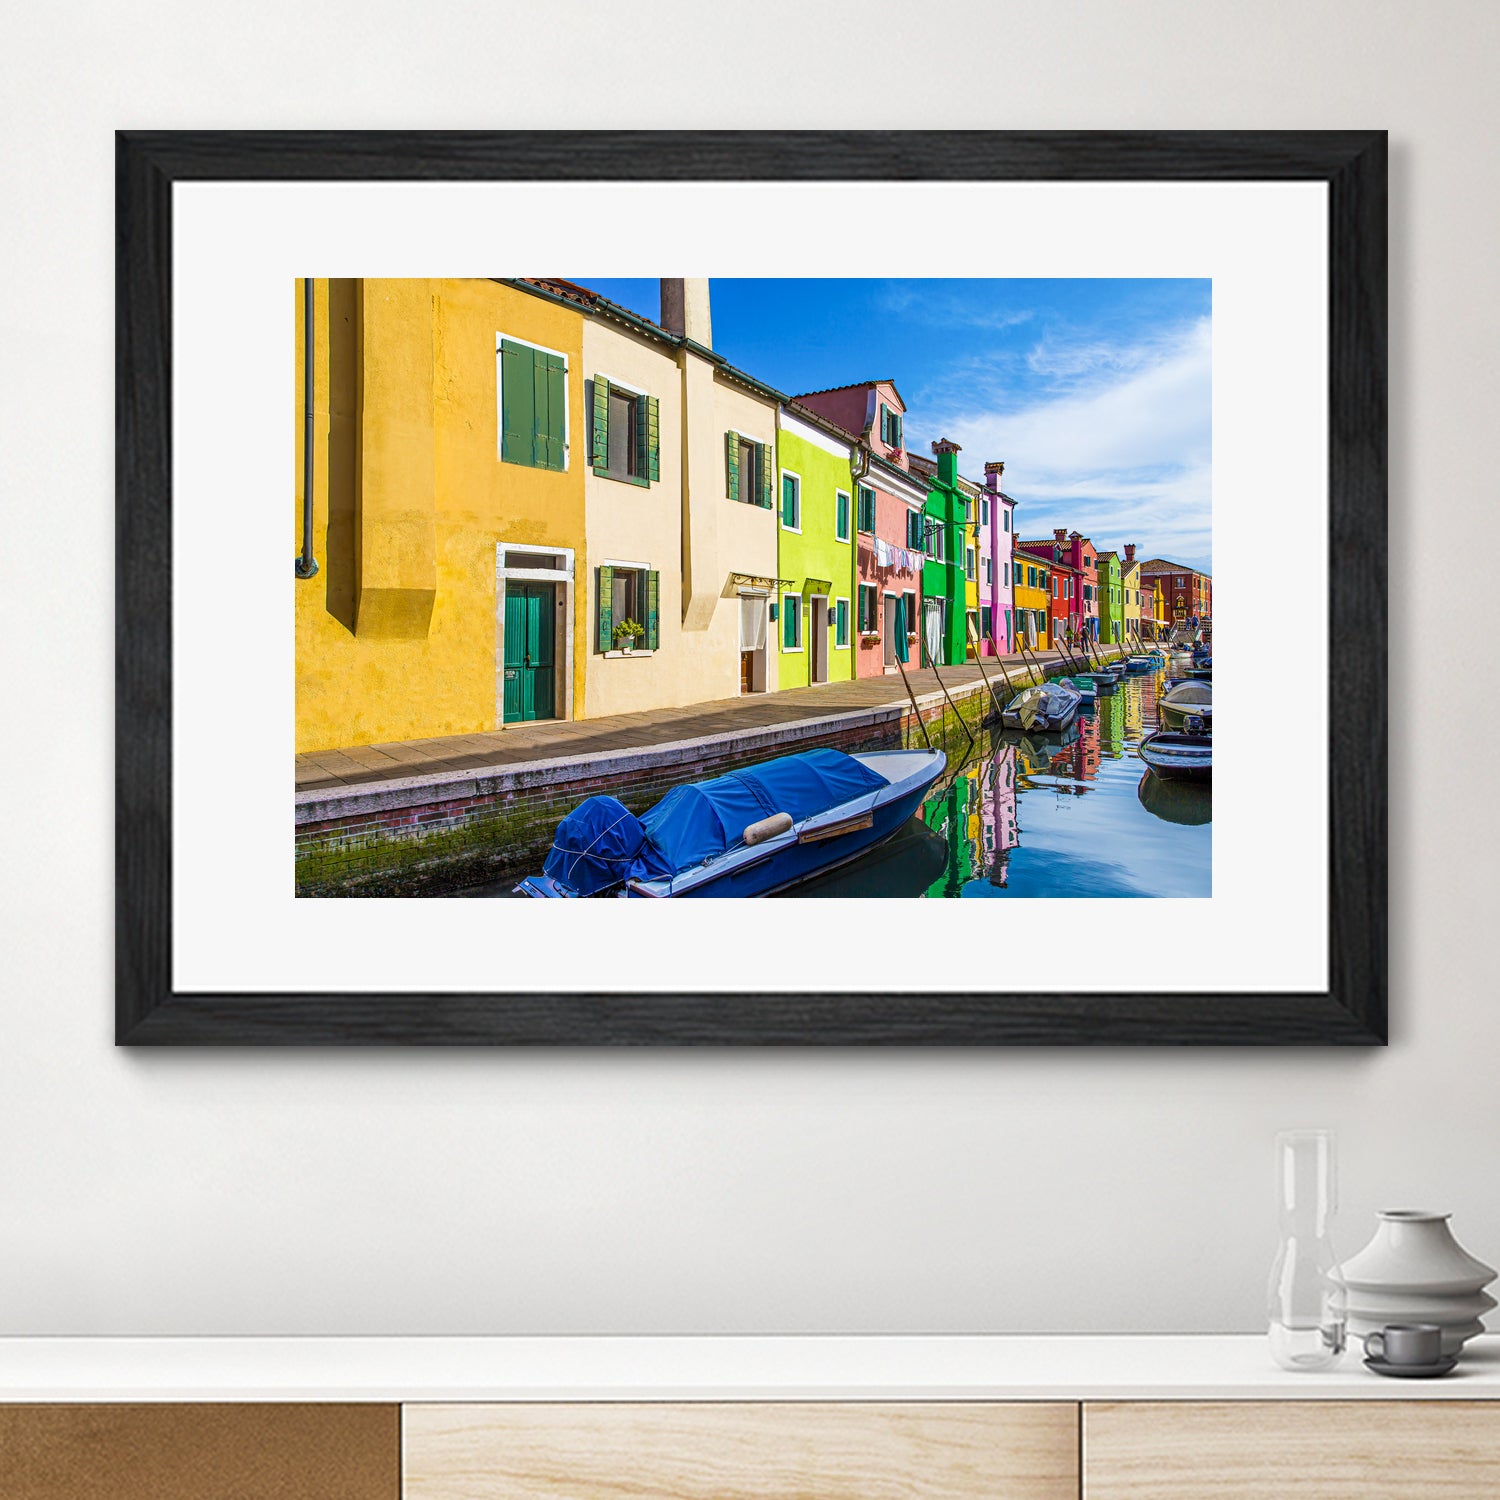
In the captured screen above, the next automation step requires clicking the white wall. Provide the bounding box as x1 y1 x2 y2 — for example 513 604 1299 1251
2 0 1497 1334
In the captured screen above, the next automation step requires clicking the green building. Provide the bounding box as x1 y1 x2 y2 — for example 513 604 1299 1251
1096 550 1123 644
775 405 857 690
919 439 970 667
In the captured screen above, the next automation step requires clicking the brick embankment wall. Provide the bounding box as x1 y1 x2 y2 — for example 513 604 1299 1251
295 676 1008 897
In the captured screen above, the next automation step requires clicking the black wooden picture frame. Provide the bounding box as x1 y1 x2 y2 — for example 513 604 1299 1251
116 130 1387 1045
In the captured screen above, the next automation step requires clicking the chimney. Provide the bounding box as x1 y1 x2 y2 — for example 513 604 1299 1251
1053 527 1067 545
984 460 1005 493
660 278 712 348
1125 543 1136 564
932 438 961 486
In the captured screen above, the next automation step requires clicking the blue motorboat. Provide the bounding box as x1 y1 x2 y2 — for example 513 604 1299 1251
1124 655 1157 674
515 746 946 898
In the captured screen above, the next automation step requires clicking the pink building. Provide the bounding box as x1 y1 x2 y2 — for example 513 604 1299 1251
984 462 1016 653
794 379 926 678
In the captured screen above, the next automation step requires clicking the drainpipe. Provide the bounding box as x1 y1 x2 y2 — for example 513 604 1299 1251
295 276 320 579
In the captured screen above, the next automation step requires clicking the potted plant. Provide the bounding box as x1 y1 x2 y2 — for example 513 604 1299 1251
612 619 646 653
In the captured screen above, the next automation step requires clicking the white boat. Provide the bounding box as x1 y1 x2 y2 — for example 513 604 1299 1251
1158 679 1212 733
1000 680 1082 732
1139 730 1212 782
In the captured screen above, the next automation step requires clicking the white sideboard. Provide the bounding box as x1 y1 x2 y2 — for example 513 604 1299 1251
0 1336 1496 1500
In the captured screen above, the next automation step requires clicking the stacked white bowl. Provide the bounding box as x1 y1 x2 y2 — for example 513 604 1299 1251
1338 1210 1496 1357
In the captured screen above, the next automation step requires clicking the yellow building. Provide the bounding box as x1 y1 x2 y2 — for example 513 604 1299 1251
1121 546 1143 640
295 278 588 753
960 475 981 655
1011 551 1051 649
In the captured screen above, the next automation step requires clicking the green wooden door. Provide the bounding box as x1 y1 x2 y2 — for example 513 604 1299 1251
503 583 557 723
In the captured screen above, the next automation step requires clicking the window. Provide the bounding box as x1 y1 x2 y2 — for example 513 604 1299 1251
857 485 877 533
1015 560 1023 585
927 521 946 563
725 432 772 508
1040 571 1049 592
1027 565 1037 589
1004 509 1011 532
981 605 992 638
835 490 851 542
903 591 917 635
906 507 924 550
834 597 850 648
781 592 803 650
981 496 990 525
964 496 974 522
880 402 903 450
781 472 801 531
983 557 992 585
499 337 568 471
965 547 976 581
1052 576 1059 599
858 583 879 634
1084 584 1093 602
595 565 660 653
590 376 659 485
1085 555 1092 568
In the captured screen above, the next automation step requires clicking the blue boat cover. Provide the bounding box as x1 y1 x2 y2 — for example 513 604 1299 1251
639 749 887 875
543 796 674 896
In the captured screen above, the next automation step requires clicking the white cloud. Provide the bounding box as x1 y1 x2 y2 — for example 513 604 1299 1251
911 318 1212 570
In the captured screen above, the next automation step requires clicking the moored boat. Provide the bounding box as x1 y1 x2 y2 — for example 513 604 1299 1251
1139 730 1212 781
1185 657 1212 680
1137 769 1212 825
1125 655 1156 674
1055 675 1097 707
1000 680 1083 732
515 746 946 899
1158 679 1212 732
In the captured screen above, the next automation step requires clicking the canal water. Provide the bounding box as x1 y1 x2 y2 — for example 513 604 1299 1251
784 664 1211 899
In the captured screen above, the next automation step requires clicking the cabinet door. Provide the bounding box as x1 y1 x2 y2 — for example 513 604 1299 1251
1084 1401 1500 1499
404 1402 1077 1500
0 1404 399 1500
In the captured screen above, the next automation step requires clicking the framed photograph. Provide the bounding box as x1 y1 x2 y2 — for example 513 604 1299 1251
117 130 1386 1044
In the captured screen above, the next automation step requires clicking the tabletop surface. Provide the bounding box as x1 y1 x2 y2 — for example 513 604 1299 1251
0 1335 1496 1402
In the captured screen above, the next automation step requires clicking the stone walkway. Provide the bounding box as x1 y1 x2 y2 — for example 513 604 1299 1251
295 648 1120 794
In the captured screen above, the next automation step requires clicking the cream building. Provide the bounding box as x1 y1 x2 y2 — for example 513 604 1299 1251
577 278 780 718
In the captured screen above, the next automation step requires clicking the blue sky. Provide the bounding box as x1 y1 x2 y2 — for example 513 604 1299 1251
571 278 1212 572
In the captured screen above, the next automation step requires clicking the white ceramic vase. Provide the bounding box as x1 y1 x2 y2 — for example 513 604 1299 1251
1337 1210 1497 1356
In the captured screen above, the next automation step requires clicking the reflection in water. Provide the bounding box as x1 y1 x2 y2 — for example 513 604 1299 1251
842 667 1212 898
774 816 948 898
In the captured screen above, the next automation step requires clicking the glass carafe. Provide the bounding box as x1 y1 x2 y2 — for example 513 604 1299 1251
1268 1129 1347 1370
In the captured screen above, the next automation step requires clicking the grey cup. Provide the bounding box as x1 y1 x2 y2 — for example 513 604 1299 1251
1364 1323 1444 1365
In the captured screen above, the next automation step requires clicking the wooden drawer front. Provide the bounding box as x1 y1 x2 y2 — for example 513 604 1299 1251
404 1402 1079 1500
0 1403 399 1500
1084 1401 1500 1499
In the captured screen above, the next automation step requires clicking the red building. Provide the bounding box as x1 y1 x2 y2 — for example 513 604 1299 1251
1019 529 1096 642
1139 558 1213 631
1016 543 1078 648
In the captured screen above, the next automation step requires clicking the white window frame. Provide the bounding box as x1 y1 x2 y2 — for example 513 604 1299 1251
496 332 571 471
780 469 802 534
858 583 880 637
600 555 657 658
834 488 851 544
833 595 851 649
781 591 804 652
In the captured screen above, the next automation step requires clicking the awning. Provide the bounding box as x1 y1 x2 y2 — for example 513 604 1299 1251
801 577 834 595
728 571 794 591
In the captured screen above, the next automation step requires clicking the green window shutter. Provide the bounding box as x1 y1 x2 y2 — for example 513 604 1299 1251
757 443 773 508
590 376 610 473
500 340 533 465
646 570 660 650
633 392 649 480
836 598 848 646
893 411 902 449
725 430 740 499
782 474 796 527
541 352 566 470
836 491 849 540
783 598 796 649
596 565 614 653
646 395 660 481
879 403 890 444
